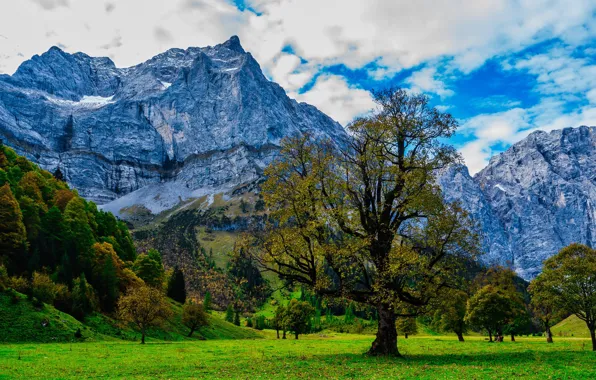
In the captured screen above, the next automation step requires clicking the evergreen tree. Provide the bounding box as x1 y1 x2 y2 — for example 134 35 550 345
203 291 212 312
167 267 187 303
71 273 98 320
0 183 27 272
233 310 241 326
225 304 234 323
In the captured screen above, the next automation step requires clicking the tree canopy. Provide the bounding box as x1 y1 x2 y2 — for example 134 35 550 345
247 88 480 356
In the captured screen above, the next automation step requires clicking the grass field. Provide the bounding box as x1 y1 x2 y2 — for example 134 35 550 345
1 332 594 379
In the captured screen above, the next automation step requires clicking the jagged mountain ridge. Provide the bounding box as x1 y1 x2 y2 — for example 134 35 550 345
1 37 594 278
0 36 347 213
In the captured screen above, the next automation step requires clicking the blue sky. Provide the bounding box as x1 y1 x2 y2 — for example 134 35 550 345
1 0 596 173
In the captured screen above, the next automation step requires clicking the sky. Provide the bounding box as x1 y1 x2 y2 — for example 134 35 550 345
1 0 596 174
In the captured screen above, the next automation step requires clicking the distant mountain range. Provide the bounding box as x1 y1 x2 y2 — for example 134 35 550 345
1 36 594 279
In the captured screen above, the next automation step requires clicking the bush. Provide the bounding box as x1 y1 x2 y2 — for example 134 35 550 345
7 275 30 294
31 272 57 304
53 283 72 314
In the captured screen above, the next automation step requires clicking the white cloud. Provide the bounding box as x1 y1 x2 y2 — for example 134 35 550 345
293 75 375 125
406 67 454 98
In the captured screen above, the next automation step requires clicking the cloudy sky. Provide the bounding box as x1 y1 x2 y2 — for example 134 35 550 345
1 0 596 173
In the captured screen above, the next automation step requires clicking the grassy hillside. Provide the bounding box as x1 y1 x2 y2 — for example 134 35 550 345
552 315 591 338
0 292 109 343
0 291 261 344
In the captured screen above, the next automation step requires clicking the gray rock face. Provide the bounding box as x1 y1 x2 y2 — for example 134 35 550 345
473 126 596 278
436 126 596 278
436 165 514 267
0 36 347 210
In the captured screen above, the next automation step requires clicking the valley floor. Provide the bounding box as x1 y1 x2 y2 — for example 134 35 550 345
0 332 594 379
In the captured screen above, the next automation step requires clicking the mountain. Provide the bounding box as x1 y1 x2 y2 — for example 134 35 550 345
1 36 595 279
0 36 347 215
473 126 596 278
438 126 596 279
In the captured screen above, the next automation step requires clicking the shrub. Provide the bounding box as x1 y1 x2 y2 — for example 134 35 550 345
7 275 30 294
31 272 57 304
53 283 72 314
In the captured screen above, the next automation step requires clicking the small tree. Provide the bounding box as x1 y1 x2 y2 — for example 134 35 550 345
203 291 212 312
395 317 417 339
465 285 519 342
71 274 98 320
432 289 468 341
166 267 186 304
532 244 596 350
182 301 208 337
225 304 234 323
528 275 561 343
273 305 288 339
118 285 173 344
286 299 315 339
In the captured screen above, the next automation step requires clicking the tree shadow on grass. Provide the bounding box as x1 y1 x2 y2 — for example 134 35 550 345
311 349 595 367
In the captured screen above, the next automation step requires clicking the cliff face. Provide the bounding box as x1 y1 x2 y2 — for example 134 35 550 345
436 126 596 278
0 36 346 213
473 126 596 278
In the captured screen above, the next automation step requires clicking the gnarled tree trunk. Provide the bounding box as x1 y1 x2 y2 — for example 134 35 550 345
456 331 464 342
367 304 400 357
510 333 515 342
590 329 596 351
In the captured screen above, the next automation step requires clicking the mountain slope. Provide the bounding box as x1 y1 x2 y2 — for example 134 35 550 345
0 36 347 214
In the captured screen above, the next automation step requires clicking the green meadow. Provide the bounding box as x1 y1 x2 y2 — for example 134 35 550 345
1 333 594 379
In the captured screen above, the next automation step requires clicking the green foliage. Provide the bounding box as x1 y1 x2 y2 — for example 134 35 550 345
167 267 187 304
0 146 137 320
395 317 418 337
0 183 27 271
133 251 165 288
117 285 173 344
71 274 98 319
225 304 234 323
431 288 468 340
203 291 212 312
531 243 596 350
31 272 57 305
465 284 523 341
285 299 315 339
182 301 208 337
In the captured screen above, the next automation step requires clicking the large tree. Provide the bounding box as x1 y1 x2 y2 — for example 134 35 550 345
248 88 479 356
532 244 596 350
